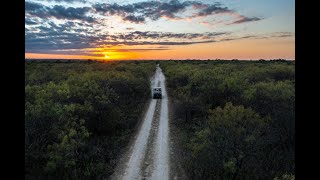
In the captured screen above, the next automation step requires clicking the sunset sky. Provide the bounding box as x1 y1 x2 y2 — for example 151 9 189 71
25 0 295 60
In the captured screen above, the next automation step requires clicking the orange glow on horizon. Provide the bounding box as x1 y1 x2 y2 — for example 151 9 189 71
25 37 295 60
83 47 140 60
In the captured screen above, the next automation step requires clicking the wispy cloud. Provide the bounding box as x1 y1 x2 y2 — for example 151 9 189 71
227 16 262 25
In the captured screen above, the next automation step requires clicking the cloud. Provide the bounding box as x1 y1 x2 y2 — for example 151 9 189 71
25 1 45 12
106 31 228 42
25 0 266 55
123 15 145 23
220 32 294 41
93 3 145 23
93 0 196 23
26 18 293 56
49 6 94 22
119 40 217 46
228 16 262 25
25 1 95 22
25 18 38 25
36 0 86 3
196 3 231 17
149 0 191 19
91 0 262 25
25 20 228 53
271 32 294 38
253 32 294 39
25 0 262 25
93 3 135 16
25 21 105 52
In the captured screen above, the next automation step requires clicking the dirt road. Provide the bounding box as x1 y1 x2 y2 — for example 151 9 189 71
111 66 171 180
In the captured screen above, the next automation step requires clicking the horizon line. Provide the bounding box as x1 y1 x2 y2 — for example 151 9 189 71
25 58 295 61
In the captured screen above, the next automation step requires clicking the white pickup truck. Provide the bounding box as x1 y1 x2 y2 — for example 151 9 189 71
152 87 162 99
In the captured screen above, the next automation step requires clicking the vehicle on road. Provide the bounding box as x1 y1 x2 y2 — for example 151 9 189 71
153 87 162 99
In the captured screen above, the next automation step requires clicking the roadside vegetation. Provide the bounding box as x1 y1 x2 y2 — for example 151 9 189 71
160 60 295 179
25 59 295 179
25 60 156 179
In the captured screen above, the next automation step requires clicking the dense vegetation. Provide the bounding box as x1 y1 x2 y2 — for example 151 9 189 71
160 60 295 179
25 60 156 179
25 59 295 179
